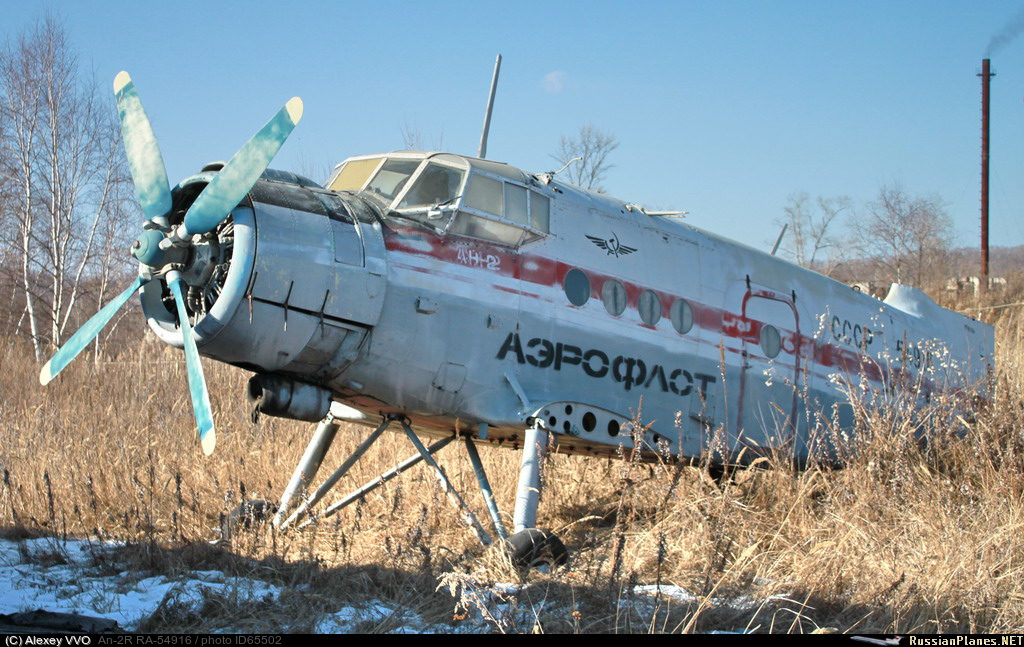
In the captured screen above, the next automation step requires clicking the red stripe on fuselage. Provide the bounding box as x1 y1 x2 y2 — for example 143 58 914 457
382 228 902 388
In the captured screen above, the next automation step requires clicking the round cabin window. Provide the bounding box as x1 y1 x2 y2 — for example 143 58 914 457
601 280 627 316
638 290 662 326
670 298 694 334
564 269 590 307
760 324 782 358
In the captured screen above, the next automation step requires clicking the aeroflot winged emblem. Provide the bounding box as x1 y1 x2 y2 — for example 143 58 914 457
586 232 637 257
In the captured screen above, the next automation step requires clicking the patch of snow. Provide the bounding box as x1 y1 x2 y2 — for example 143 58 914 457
0 538 471 633
0 538 786 633
633 583 790 612
633 584 698 603
0 538 288 631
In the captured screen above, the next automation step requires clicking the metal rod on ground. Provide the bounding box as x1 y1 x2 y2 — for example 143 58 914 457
401 423 492 546
464 436 508 541
959 301 1024 312
306 436 456 527
279 417 393 529
272 413 340 529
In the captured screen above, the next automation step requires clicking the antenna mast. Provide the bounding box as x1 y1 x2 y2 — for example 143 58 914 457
477 54 502 159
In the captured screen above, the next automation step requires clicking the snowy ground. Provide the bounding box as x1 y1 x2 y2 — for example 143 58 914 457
0 537 464 633
0 537 760 633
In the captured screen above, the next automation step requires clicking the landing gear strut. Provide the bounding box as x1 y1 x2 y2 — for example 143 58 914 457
508 421 567 569
267 411 568 569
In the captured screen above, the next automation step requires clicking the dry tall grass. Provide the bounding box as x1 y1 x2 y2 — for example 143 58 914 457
2 289 1023 632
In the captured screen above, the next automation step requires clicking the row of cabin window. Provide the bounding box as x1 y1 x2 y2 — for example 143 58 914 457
563 268 693 332
464 174 550 233
563 268 783 358
455 175 550 247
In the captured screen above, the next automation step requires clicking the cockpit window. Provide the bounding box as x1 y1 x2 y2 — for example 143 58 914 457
465 174 504 217
331 152 552 248
449 213 526 246
396 163 464 210
505 184 528 226
365 159 420 202
530 192 550 232
328 158 382 192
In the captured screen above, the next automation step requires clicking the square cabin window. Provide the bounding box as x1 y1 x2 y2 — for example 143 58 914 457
530 192 550 232
465 174 503 217
505 184 529 226
449 212 524 246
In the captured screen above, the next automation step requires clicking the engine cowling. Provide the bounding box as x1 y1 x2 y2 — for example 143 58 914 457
140 170 388 385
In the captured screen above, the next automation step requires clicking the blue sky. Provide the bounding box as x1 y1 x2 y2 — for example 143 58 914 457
4 1 1023 255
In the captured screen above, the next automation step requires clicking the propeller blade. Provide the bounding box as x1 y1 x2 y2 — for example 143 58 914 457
40 275 149 386
167 272 217 455
113 71 172 224
181 97 304 236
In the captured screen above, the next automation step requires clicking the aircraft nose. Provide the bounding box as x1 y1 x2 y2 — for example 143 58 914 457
139 174 386 379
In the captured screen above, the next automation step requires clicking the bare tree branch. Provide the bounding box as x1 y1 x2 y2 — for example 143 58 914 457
0 22 46 359
849 184 954 288
399 120 444 152
551 124 619 192
0 15 135 357
775 192 851 274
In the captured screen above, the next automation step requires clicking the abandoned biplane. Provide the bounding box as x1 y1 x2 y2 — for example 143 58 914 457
39 70 994 566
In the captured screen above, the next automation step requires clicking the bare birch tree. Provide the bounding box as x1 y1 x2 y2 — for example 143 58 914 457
0 25 45 359
551 124 619 192
849 184 954 288
775 192 851 274
0 16 134 357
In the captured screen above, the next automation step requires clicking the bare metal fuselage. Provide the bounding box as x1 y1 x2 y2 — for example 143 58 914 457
144 154 994 465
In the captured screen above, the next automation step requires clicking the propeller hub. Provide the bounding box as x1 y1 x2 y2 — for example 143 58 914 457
132 228 167 266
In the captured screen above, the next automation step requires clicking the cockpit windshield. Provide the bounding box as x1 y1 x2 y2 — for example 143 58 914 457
364 159 420 202
397 163 464 210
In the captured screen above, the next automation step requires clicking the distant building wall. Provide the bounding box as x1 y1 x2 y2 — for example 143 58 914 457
945 276 1006 294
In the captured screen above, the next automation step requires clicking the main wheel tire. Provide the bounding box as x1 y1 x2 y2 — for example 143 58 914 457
506 528 568 570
